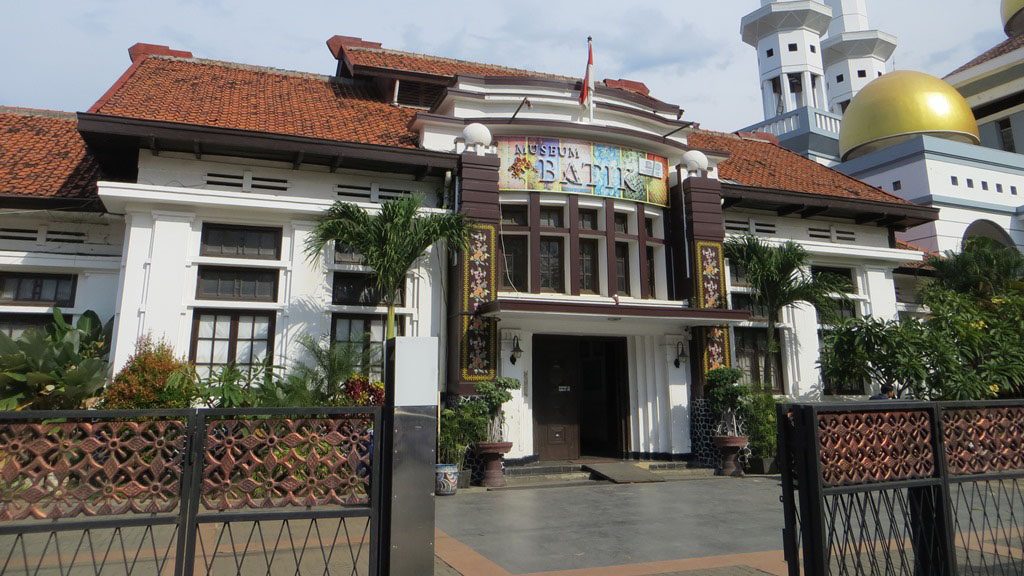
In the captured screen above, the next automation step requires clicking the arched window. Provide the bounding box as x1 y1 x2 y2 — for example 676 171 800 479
963 219 1015 248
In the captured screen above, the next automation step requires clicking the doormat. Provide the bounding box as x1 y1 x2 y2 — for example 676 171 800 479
583 462 665 483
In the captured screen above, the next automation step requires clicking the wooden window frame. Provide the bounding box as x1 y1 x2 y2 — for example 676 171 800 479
733 327 784 393
332 272 403 306
579 238 599 295
539 206 565 229
578 208 599 231
331 312 403 379
200 223 282 260
195 266 279 302
614 242 631 296
0 273 77 307
189 309 276 375
539 236 566 293
0 312 69 339
500 205 529 227
499 234 529 292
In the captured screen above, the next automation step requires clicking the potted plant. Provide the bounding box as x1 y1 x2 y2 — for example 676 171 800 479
706 367 750 477
739 383 778 474
471 377 520 488
437 398 488 495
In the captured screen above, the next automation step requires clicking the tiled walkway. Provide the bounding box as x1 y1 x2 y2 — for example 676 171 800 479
434 476 788 576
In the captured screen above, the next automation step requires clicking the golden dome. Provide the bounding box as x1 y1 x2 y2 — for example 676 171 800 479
1003 0 1024 36
839 71 980 161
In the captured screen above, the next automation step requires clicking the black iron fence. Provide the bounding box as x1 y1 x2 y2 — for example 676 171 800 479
779 400 1024 576
0 406 382 576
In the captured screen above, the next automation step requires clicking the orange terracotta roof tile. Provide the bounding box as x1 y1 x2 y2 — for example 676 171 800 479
342 44 574 80
948 33 1024 77
688 130 914 206
895 239 938 270
0 107 99 201
89 56 421 149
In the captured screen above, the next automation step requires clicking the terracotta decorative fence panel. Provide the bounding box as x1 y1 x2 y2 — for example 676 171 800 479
0 407 383 576
779 401 1024 576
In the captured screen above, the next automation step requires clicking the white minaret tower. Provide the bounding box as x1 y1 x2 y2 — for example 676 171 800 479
741 0 833 121
820 0 897 115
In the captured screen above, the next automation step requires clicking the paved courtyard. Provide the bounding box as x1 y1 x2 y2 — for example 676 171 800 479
434 476 788 576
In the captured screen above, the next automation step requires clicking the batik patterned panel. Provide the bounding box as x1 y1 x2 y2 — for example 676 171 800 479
201 415 373 510
943 405 1024 476
461 224 497 381
0 419 187 521
818 410 936 487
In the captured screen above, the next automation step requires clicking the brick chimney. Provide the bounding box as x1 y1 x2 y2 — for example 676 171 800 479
128 43 193 63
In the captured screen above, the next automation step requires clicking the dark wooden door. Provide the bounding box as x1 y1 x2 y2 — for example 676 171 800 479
532 336 580 461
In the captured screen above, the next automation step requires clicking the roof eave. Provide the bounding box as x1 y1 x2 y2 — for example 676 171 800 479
77 113 458 178
720 183 941 230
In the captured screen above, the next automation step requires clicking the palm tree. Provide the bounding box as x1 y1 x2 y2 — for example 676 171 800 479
724 235 851 389
925 236 1024 298
305 196 469 338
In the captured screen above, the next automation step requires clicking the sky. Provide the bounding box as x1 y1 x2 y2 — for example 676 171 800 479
0 1 1007 132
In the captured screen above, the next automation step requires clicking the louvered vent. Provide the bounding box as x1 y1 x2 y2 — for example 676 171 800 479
834 229 856 242
46 230 87 244
336 184 413 203
809 227 832 240
724 219 750 233
809 226 857 243
396 81 444 108
0 228 36 241
725 219 776 235
205 171 289 192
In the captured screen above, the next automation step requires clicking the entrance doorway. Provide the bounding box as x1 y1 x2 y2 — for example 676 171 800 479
532 335 628 461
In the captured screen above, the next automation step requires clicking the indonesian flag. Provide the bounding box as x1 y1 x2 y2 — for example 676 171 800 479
579 36 594 114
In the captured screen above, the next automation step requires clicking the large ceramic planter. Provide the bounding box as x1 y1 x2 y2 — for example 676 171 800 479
712 436 748 477
435 464 459 496
474 441 513 487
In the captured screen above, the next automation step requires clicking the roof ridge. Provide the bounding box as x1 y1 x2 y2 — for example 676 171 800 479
691 129 915 207
753 132 914 205
147 54 337 82
0 106 76 120
346 45 575 79
947 33 1024 77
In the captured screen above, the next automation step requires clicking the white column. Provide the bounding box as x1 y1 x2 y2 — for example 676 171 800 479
762 79 777 119
780 73 794 113
666 333 691 454
627 337 641 454
110 210 153 372
863 267 900 321
801 71 813 108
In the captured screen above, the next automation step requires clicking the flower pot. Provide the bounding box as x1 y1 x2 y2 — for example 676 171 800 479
712 436 748 477
435 464 459 496
746 456 778 475
474 441 513 488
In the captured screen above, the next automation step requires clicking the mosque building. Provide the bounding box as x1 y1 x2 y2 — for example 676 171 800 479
6 0 1001 466
740 0 1024 257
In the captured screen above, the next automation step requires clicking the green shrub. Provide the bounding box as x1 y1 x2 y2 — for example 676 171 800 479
100 336 194 409
739 384 778 459
473 377 520 442
438 398 488 468
0 309 110 410
705 367 748 436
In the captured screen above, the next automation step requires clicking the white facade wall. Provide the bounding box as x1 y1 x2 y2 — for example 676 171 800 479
851 151 1024 252
496 324 689 460
724 209 916 399
0 212 123 326
103 151 448 378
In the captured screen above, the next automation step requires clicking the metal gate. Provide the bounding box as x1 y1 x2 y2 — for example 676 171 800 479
0 406 382 575
779 400 1024 576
